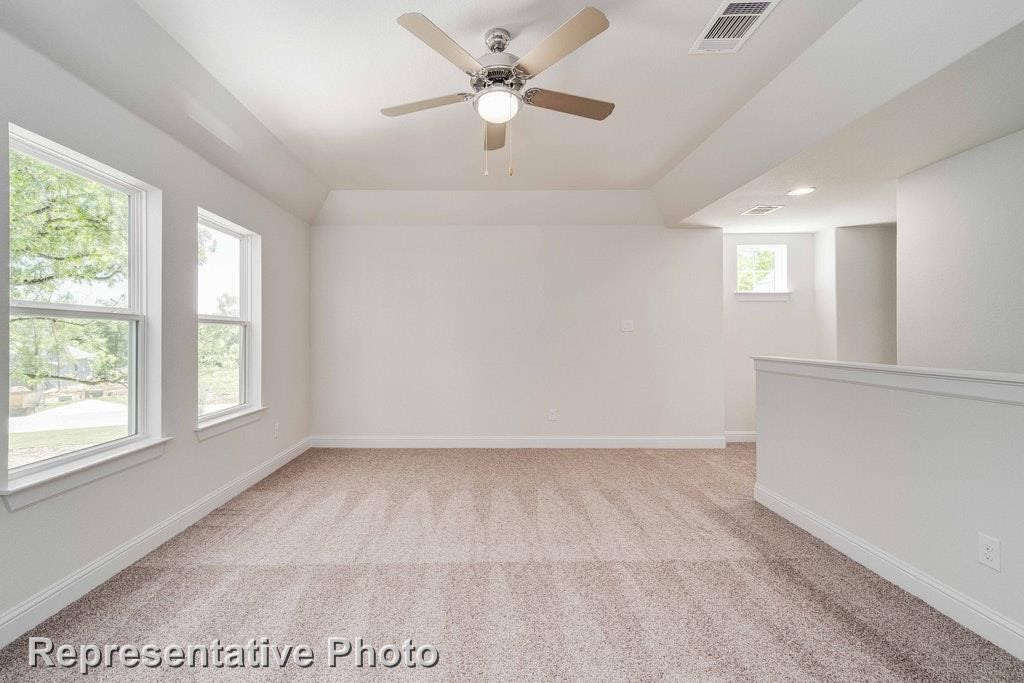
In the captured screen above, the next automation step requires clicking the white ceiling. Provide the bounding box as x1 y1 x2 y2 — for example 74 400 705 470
133 0 858 190
685 21 1024 233
0 0 330 221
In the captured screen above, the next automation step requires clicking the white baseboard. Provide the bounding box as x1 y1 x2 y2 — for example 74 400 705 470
754 483 1024 660
309 435 726 449
0 438 310 649
725 430 757 442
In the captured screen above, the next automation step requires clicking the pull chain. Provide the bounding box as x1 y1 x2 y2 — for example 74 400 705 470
507 97 514 176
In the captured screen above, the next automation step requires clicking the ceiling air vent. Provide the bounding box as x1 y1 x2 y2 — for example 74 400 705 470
741 205 783 216
690 0 781 54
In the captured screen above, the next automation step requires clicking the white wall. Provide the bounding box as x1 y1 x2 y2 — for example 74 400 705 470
723 233 819 437
311 192 724 447
0 28 310 638
836 225 897 363
755 357 1024 659
813 228 838 359
898 129 1024 372
813 224 897 364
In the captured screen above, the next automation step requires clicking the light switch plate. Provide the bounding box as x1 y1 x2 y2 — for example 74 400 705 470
620 319 635 332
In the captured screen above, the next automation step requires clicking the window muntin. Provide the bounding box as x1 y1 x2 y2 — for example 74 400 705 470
196 210 259 423
7 132 147 473
736 244 787 293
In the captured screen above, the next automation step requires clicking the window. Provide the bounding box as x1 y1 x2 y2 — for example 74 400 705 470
196 209 261 430
736 244 788 294
6 125 163 492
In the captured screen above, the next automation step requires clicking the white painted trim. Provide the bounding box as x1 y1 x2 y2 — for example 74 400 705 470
0 438 309 648
9 124 150 195
733 292 790 302
7 125 164 481
725 430 757 442
196 208 262 418
309 435 726 449
754 483 1024 660
194 405 266 441
2 437 171 511
753 357 1024 406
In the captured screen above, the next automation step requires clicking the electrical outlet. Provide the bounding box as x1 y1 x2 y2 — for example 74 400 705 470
620 319 635 332
547 409 559 422
978 533 1001 571
273 422 280 439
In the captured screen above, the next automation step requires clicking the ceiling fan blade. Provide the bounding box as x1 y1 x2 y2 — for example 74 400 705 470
381 94 470 117
513 7 609 78
524 89 614 120
397 13 483 75
485 122 506 151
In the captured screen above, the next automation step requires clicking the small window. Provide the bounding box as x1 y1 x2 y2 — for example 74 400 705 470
196 209 261 425
7 126 159 475
736 244 787 293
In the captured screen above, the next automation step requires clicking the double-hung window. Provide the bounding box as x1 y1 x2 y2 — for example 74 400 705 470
5 125 163 505
196 209 261 433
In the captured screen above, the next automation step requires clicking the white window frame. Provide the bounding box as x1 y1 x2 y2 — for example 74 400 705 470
735 244 790 300
195 208 262 440
2 125 167 510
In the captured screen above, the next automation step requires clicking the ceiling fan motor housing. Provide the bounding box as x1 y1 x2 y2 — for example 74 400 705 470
472 50 525 94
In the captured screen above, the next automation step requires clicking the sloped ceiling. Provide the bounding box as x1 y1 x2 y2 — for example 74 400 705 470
0 0 329 222
657 0 1024 229
3 0 1022 229
686 21 1024 233
132 0 857 190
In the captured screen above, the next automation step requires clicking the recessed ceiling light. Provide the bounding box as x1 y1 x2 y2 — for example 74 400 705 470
787 186 816 196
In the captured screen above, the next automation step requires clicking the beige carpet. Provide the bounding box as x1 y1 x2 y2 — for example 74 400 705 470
1 444 1021 681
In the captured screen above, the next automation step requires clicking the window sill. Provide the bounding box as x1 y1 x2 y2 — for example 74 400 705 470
2 436 172 511
194 405 266 442
734 291 791 302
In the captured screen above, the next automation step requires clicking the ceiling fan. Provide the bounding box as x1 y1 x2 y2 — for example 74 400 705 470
381 7 614 160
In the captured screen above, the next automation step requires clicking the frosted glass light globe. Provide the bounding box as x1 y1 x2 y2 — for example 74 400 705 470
475 89 520 124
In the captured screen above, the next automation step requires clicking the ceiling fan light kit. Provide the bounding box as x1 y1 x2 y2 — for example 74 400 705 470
474 86 520 124
383 7 615 175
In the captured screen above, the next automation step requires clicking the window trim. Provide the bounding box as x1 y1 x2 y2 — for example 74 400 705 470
735 243 789 297
3 125 166 504
1 437 171 511
733 291 791 302
195 208 262 435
